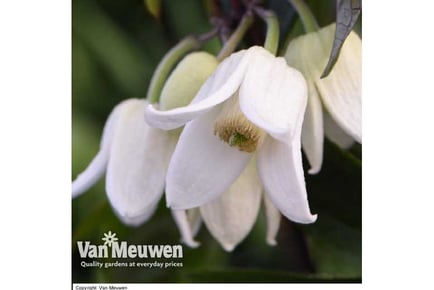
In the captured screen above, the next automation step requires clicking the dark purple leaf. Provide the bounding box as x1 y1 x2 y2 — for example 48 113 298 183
321 0 361 78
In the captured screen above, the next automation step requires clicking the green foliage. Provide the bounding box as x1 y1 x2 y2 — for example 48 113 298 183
144 0 162 19
306 140 362 229
303 214 361 277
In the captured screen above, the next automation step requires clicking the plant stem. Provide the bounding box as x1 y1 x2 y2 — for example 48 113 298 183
216 13 254 61
146 36 200 103
288 0 319 33
254 7 280 55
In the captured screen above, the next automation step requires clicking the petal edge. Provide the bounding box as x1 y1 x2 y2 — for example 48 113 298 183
257 137 317 224
145 50 250 130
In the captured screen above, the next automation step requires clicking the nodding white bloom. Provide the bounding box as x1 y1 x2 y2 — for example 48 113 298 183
285 23 362 174
145 46 317 250
72 98 177 226
72 52 218 246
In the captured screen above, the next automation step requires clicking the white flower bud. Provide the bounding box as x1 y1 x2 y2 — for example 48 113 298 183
159 52 218 111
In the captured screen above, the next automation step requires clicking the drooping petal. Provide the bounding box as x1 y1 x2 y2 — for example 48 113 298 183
323 109 355 149
145 49 250 130
114 199 160 227
316 25 362 143
72 150 108 198
301 80 324 174
72 99 123 198
285 34 325 174
186 208 202 237
239 47 308 143
199 160 261 251
257 136 317 224
263 193 281 246
171 210 200 248
165 106 251 209
106 99 177 224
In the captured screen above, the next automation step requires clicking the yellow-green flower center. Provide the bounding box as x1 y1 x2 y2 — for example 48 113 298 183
214 95 265 153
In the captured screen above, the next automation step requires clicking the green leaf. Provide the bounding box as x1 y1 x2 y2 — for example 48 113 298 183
71 114 101 178
144 0 162 20
73 0 153 98
321 0 361 77
163 0 220 55
302 214 361 277
306 140 361 229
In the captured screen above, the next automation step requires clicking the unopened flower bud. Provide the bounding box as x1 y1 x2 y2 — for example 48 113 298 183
159 52 218 111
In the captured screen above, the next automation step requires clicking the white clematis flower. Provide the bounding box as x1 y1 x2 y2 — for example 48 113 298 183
285 23 361 174
145 46 317 244
72 52 218 247
72 98 177 226
155 51 284 251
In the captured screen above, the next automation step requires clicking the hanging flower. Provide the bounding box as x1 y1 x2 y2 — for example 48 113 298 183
285 23 362 174
145 46 317 249
72 52 218 247
72 98 177 226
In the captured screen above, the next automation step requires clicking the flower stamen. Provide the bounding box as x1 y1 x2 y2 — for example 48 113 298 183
214 95 266 153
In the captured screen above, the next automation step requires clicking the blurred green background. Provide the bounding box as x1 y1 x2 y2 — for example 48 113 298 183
72 0 361 283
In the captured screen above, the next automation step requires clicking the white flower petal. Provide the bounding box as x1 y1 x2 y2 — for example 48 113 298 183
316 26 362 143
257 136 317 224
301 80 324 174
186 208 202 237
166 107 251 209
263 193 281 246
285 34 325 174
72 99 123 198
324 109 355 149
171 210 200 248
285 28 328 96
106 99 176 224
72 150 108 198
114 200 159 227
145 49 250 130
284 33 306 68
239 47 308 143
199 160 261 251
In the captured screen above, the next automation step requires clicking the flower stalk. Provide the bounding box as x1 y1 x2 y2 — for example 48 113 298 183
254 7 279 55
216 12 254 61
146 36 200 103
288 0 319 33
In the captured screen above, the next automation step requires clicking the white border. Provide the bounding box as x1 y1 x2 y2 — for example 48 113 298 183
1 0 71 288
2 0 434 289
